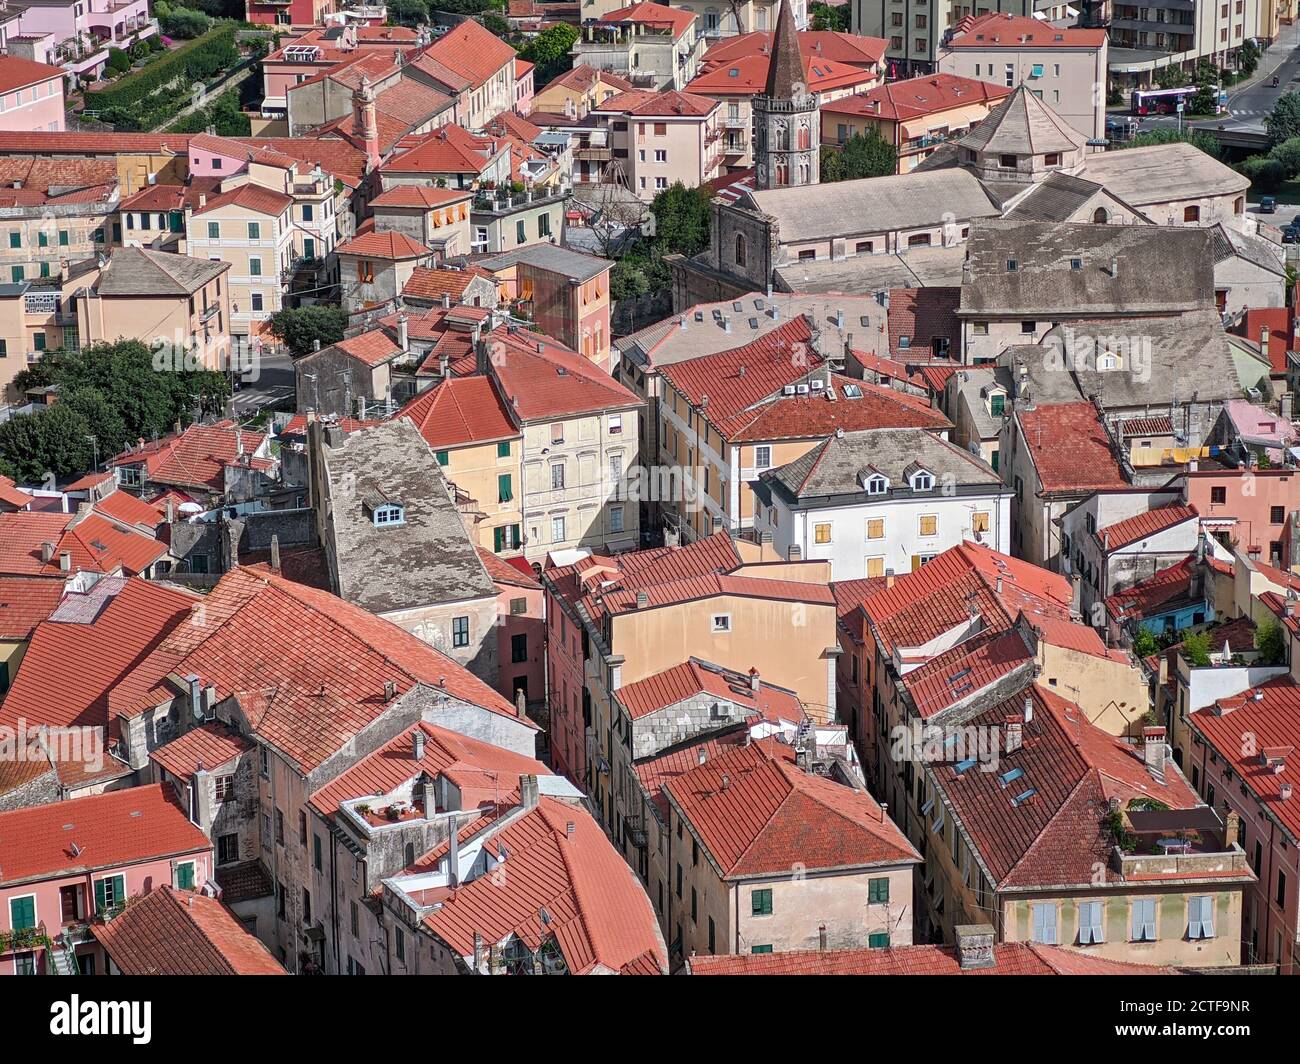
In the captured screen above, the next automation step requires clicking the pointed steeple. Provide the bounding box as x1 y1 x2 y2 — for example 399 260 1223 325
764 0 803 100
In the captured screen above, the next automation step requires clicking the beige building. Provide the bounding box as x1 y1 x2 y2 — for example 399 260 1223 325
572 3 707 90
662 741 919 962
672 0 807 38
186 182 295 344
0 159 117 285
369 185 473 259
936 13 1109 141
593 88 723 201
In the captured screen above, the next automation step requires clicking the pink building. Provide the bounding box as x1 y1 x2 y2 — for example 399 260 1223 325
6 0 156 84
0 784 212 976
1183 465 1300 568
477 547 545 710
0 55 66 132
245 0 334 28
1189 678 1300 973
514 57 534 114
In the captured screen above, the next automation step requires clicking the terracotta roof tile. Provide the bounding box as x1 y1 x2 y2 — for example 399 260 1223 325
617 658 804 722
1016 401 1127 496
398 374 518 449
0 575 66 640
336 229 432 260
150 722 253 781
1097 503 1198 552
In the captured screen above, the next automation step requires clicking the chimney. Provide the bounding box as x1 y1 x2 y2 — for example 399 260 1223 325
396 314 409 351
788 544 802 561
1283 782 1294 801
1023 695 1033 723
39 541 55 564
1005 714 1023 754
1110 256 1118 278
749 666 760 693
635 590 649 609
165 496 176 523
1284 392 1295 422
439 354 450 379
1261 325 1271 362
1224 810 1241 849
441 292 451 309
520 773 540 810
566 820 575 837
58 551 71 572
447 832 461 887
269 534 281 573
697 748 708 765
818 925 828 951
954 924 996 970
473 932 486 973
1142 725 1167 781
885 567 895 590
412 728 425 760
384 679 397 702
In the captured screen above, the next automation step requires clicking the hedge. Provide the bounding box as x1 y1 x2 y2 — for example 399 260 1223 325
86 23 238 113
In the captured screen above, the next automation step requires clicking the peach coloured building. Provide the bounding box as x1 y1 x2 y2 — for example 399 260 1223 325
1182 465 1300 569
0 55 65 132
592 88 723 200
0 784 211 976
478 548 546 710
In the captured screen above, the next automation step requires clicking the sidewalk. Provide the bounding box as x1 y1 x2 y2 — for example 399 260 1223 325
1228 21 1300 103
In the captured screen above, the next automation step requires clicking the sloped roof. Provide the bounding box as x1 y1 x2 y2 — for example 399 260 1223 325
0 575 66 640
616 658 804 722
1015 401 1127 496
664 743 920 876
485 326 640 420
109 421 272 493
957 84 1089 155
1097 503 1198 553
95 247 228 297
398 374 518 449
336 229 432 260
150 721 253 781
822 72 1011 122
91 886 286 975
0 784 208 887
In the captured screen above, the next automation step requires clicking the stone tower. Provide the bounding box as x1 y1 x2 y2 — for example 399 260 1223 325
352 75 380 171
752 0 818 191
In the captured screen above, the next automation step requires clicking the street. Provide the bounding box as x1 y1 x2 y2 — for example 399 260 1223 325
229 346 295 418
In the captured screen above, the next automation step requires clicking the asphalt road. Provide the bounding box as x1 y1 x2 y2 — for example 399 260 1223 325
229 347 294 417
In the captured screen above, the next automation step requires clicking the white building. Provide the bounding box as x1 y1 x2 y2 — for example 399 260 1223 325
752 427 1011 579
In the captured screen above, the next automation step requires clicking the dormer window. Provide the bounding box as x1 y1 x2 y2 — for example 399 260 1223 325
863 472 889 495
911 471 934 491
1097 351 1120 371
373 504 405 527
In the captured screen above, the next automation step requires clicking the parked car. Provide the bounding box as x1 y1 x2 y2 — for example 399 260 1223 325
1260 196 1277 213
1283 225 1298 244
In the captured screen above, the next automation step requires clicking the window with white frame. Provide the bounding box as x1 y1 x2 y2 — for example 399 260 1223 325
1131 897 1157 941
754 445 772 469
1187 895 1215 939
910 470 934 491
1031 902 1058 944
551 515 566 542
372 504 405 527
609 505 625 533
710 613 732 633
1078 900 1104 944
609 413 623 434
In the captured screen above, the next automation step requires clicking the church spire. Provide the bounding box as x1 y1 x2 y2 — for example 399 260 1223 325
764 0 803 100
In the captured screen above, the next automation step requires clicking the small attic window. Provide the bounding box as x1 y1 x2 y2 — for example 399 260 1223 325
1006 259 1018 272
864 473 888 495
1070 258 1083 270
728 67 739 77
1097 351 1120 371
911 470 935 491
372 504 405 527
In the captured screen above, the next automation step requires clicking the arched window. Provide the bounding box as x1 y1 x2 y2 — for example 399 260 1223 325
798 160 811 184
735 232 747 267
796 121 811 150
1184 205 1201 222
1092 207 1110 224
775 120 789 150
775 160 789 185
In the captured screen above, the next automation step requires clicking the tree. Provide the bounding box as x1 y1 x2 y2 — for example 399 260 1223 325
1239 38 1261 78
1255 618 1287 665
649 182 711 258
809 1 850 30
1266 91 1300 147
1155 65 1188 90
1238 154 1287 192
1117 126 1223 159
62 387 129 463
388 0 429 27
1131 626 1158 659
1270 136 1300 177
159 5 211 38
268 305 349 358
837 128 898 180
106 47 132 76
517 23 578 85
1181 630 1212 667
610 260 650 301
1189 80 1218 116
0 404 95 482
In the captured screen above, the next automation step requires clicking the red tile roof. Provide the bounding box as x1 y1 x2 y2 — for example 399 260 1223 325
232 136 368 189
886 287 962 359
0 475 33 508
935 686 1202 890
382 122 504 175
336 229 432 260
689 941 1173 975
1239 307 1294 375
617 658 804 722
310 720 549 819
1096 504 1198 553
0 54 65 94
421 797 666 973
1016 401 1127 496
0 510 166 577
398 374 518 449
109 421 273 494
417 17 518 89
903 628 1033 718
477 547 541 589
370 185 473 209
0 783 209 888
698 30 886 70
1106 555 1201 621
600 2 697 37
113 567 524 772
728 375 950 442
858 541 1074 656
0 576 197 732
401 264 493 302
664 743 919 876
947 12 1108 48
689 52 871 96
0 575 65 640
1190 677 1300 840
92 490 164 532
149 722 253 781
486 326 640 421
91 885 286 976
192 182 292 217
331 328 404 367
822 73 1012 123
595 88 718 117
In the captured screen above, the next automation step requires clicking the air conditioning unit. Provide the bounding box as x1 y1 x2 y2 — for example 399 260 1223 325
810 379 824 391
782 384 796 395
796 384 810 395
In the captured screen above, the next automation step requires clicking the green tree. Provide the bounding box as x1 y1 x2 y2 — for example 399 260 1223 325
0 404 94 482
1239 38 1261 77
1181 630 1212 667
517 23 578 85
1266 91 1300 147
610 260 650 301
159 5 211 38
268 305 349 358
1131 626 1158 658
1269 136 1300 177
62 387 130 463
388 0 429 27
837 128 898 180
1155 65 1188 90
1239 154 1287 192
1118 126 1223 159
106 47 132 76
809 1 850 30
649 182 711 258
1189 80 1218 116
1255 618 1287 665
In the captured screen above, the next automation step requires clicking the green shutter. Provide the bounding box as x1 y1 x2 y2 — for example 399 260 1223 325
751 888 772 916
498 474 512 503
10 896 35 930
497 441 511 458
436 451 449 467
94 878 107 913
869 932 890 949
751 944 773 954
493 526 504 552
868 877 890 903
175 862 195 890
313 834 322 870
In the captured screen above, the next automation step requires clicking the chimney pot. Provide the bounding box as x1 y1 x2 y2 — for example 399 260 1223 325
412 728 425 759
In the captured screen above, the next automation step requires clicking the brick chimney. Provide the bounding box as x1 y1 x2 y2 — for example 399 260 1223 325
1005 714 1023 754
520 773 539 810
